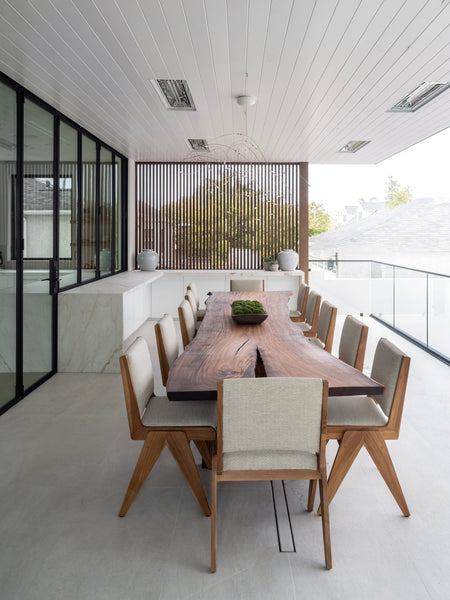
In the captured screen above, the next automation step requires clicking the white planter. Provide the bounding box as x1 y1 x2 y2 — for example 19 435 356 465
137 249 159 271
277 249 298 271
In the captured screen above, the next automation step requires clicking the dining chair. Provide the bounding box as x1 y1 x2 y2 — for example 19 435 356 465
178 299 196 349
308 337 411 516
187 282 206 321
211 377 331 572
118 336 216 518
297 290 321 337
290 282 309 322
338 315 368 371
154 313 179 387
230 279 264 292
309 300 337 352
185 289 201 330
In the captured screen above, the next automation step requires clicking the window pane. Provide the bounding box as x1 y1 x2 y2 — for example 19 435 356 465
81 136 96 281
0 80 17 408
114 156 122 271
100 147 112 276
59 121 78 287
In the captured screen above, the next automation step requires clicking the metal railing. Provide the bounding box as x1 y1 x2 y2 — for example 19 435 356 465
309 259 450 365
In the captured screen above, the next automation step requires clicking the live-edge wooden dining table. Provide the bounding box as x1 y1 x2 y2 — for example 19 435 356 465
166 291 383 401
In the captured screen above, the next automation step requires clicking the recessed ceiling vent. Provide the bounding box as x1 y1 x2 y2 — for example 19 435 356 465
389 82 450 112
187 139 209 152
338 140 371 154
152 79 196 111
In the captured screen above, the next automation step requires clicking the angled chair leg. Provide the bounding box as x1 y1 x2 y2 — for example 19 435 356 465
166 432 211 517
194 440 212 469
210 455 218 573
363 431 410 516
319 476 332 569
308 480 317 512
119 431 166 517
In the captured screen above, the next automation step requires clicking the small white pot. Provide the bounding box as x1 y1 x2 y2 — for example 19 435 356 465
277 249 299 271
137 249 159 271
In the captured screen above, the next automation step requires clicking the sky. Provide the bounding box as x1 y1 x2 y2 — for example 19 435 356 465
309 126 450 217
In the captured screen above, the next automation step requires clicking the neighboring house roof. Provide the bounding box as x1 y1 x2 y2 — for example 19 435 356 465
310 199 450 257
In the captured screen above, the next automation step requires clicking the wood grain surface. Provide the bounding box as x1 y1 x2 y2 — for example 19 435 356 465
167 292 383 400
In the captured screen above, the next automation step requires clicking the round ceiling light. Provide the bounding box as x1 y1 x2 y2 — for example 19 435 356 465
237 95 257 107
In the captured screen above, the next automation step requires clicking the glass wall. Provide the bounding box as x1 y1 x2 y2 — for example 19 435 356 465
0 80 16 410
0 70 127 414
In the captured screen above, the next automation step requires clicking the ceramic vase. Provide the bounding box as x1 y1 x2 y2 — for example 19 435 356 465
277 249 298 271
137 249 159 271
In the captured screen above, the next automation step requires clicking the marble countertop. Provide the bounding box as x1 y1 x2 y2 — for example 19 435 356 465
59 271 164 295
159 269 304 276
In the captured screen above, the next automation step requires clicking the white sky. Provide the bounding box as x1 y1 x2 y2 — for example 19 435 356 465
309 127 450 217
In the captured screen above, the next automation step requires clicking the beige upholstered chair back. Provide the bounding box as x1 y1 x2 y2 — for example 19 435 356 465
122 337 154 419
185 289 198 320
297 282 309 312
230 279 264 292
187 282 200 308
316 301 336 345
370 338 407 418
178 299 196 347
155 313 179 387
338 315 367 370
305 290 320 325
221 378 324 457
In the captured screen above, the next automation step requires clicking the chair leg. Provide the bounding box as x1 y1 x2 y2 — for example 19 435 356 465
318 431 364 513
307 480 317 512
318 476 332 569
119 431 166 517
210 455 218 573
363 431 410 516
166 432 211 517
194 440 212 469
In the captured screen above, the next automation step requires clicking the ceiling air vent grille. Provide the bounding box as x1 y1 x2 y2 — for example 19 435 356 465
187 139 209 152
389 82 450 113
338 140 370 154
152 79 196 111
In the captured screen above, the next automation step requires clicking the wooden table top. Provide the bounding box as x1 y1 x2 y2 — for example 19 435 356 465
166 291 384 400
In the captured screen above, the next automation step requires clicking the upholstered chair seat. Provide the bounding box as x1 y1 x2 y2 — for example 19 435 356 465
141 396 216 428
327 395 388 427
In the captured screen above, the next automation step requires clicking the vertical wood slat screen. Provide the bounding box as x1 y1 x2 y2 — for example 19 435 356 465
136 162 300 270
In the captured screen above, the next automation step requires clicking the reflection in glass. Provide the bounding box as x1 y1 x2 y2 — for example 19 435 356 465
394 268 427 344
0 81 17 408
100 147 112 276
23 99 54 389
60 121 78 287
81 136 97 281
428 274 450 359
115 156 122 271
371 263 394 327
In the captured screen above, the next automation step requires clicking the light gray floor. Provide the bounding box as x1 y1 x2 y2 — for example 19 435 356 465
1 316 449 600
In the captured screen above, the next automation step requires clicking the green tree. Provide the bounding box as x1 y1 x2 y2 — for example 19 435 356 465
385 175 413 209
309 202 332 236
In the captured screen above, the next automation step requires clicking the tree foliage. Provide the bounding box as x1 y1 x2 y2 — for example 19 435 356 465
308 202 332 236
385 175 413 209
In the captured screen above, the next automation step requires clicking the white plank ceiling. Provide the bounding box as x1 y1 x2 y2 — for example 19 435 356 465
0 0 448 164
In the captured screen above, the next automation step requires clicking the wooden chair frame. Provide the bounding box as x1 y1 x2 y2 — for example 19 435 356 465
302 291 321 338
339 316 368 372
211 380 331 572
309 352 411 516
154 319 175 388
178 300 196 349
290 283 309 322
119 354 215 518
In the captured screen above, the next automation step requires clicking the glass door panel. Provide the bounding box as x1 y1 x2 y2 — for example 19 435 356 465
81 136 97 281
114 156 122 271
100 147 112 276
0 81 17 409
22 99 55 390
59 121 78 287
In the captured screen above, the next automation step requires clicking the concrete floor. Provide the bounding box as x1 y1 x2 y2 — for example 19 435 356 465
1 316 449 599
